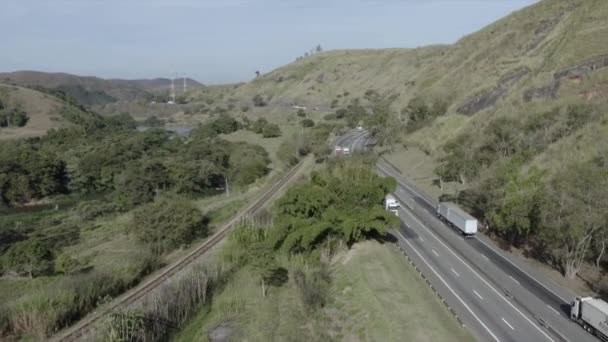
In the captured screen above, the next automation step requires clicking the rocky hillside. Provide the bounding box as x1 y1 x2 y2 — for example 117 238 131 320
188 0 608 175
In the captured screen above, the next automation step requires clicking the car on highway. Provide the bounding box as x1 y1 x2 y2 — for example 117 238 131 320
343 147 350 155
357 126 363 132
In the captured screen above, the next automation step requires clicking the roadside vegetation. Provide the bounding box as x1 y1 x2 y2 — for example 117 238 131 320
0 104 273 339
92 156 470 342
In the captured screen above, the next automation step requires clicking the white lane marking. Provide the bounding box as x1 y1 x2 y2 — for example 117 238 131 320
509 276 520 285
481 254 489 261
474 290 484 301
451 268 460 277
396 231 501 342
380 162 570 305
419 236 424 242
399 208 555 342
432 249 440 257
473 236 569 304
547 305 560 315
501 317 515 330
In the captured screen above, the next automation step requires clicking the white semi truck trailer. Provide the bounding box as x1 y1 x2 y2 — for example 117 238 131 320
436 202 477 236
384 194 400 216
571 296 608 339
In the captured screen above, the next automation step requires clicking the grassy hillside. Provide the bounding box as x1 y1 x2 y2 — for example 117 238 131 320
175 241 471 342
176 0 608 285
0 84 78 140
180 0 607 180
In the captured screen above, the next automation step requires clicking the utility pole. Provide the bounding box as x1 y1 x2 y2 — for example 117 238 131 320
170 75 176 103
225 175 230 197
183 75 187 94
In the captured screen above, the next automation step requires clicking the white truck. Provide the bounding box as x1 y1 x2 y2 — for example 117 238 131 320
343 147 350 155
436 202 477 236
384 194 400 216
571 296 608 339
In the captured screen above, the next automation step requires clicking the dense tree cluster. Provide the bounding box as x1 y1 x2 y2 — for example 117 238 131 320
269 157 399 253
437 103 608 279
248 118 282 138
0 110 269 208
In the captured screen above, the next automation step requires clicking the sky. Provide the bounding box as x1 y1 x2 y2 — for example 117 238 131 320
1 0 537 84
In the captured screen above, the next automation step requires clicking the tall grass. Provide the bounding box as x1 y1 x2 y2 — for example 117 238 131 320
0 249 159 339
95 262 228 341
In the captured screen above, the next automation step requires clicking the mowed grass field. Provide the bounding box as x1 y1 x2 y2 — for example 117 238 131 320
330 241 472 342
174 241 472 342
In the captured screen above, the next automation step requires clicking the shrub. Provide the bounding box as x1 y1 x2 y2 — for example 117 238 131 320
330 99 339 108
2 239 54 277
251 118 268 134
262 123 282 138
128 199 208 254
297 109 307 117
54 253 83 275
300 119 315 128
252 94 267 107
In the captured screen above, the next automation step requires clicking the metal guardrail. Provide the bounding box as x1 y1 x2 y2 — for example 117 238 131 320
393 243 466 328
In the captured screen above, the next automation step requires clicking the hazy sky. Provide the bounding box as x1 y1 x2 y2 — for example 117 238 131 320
1 0 537 84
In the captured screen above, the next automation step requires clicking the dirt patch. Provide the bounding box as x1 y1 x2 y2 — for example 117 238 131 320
524 54 608 102
208 322 236 342
457 67 530 115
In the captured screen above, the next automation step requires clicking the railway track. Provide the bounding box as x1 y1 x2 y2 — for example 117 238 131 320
54 159 306 341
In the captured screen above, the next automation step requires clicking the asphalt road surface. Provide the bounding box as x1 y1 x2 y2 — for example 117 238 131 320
339 130 598 342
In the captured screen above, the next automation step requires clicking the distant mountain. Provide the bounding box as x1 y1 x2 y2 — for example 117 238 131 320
109 77 204 93
0 71 203 107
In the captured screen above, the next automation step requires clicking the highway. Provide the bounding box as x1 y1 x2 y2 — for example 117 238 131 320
340 130 598 342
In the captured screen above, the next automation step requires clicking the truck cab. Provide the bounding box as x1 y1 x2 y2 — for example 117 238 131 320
384 194 400 216
357 126 363 132
571 296 608 338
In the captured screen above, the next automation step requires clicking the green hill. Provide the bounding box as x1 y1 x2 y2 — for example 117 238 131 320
187 0 608 175
182 0 608 283
0 84 87 140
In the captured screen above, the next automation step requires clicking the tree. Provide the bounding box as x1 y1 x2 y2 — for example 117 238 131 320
316 44 323 53
252 94 266 107
541 163 608 279
228 142 270 186
249 242 288 297
210 114 239 134
255 70 261 77
128 199 207 254
300 119 315 128
251 118 268 134
0 108 28 127
2 239 54 277
297 109 307 117
54 253 83 275
262 123 282 138
106 112 136 130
